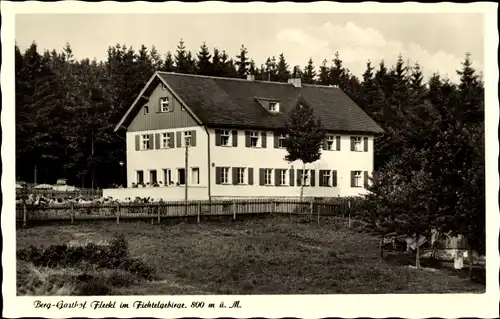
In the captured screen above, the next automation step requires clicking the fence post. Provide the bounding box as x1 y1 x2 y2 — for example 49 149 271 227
317 203 320 226
271 200 275 214
116 202 120 225
348 200 351 228
23 203 27 227
310 199 314 216
197 202 201 224
232 200 236 221
157 204 161 225
70 202 74 225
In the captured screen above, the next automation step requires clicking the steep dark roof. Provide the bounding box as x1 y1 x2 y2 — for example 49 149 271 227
117 71 384 134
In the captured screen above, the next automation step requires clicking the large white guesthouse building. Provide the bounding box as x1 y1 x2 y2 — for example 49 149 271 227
103 72 384 201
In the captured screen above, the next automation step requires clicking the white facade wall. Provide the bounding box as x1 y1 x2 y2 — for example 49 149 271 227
106 126 374 201
120 125 210 201
208 129 374 199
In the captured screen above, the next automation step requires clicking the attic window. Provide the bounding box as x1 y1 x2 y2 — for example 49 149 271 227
160 97 170 112
269 102 279 112
161 83 167 90
144 105 149 114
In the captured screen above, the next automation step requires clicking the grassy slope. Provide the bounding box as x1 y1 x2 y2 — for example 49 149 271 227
16 216 485 294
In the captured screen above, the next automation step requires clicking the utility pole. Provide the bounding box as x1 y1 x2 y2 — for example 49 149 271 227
184 136 189 214
91 131 95 190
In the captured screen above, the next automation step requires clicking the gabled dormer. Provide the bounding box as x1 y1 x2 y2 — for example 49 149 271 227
255 97 281 113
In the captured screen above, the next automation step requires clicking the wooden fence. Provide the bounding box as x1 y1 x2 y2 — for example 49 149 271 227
16 198 364 226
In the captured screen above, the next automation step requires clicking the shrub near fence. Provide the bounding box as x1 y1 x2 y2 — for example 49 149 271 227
16 188 103 199
16 197 361 226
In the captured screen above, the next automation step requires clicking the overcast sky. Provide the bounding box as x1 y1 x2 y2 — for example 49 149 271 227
15 13 484 83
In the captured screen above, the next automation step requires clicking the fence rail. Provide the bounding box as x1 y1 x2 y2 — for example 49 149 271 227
16 198 364 226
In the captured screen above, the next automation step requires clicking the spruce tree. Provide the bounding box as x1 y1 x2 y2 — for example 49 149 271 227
196 42 212 75
302 58 316 84
235 44 250 78
276 53 290 82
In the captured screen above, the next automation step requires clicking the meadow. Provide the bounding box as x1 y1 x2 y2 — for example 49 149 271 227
16 215 485 295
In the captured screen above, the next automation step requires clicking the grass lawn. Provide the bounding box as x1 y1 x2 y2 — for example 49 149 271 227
16 216 485 295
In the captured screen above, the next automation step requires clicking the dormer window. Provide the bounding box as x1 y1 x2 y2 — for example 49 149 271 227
160 97 170 112
269 102 280 112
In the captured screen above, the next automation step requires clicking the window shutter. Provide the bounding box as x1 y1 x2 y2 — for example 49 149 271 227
336 136 341 151
332 170 337 187
176 131 182 148
364 171 369 188
289 169 295 186
310 170 315 187
318 170 324 187
191 130 197 147
259 168 265 185
350 137 355 151
148 134 154 149
273 132 279 148
245 131 251 147
248 168 254 185
170 99 175 112
232 130 238 147
155 133 160 149
297 169 303 186
215 129 221 146
323 139 328 150
261 132 267 148
275 169 280 186
157 97 161 113
135 135 140 150
351 171 355 187
168 132 175 148
215 167 221 185
232 168 238 185
363 137 368 152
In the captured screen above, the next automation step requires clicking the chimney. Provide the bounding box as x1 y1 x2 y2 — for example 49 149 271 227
288 77 301 88
246 74 255 81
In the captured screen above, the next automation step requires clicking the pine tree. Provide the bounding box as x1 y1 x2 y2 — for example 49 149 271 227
235 44 250 78
211 48 222 76
196 42 212 75
329 51 344 87
150 46 163 71
162 51 174 72
318 59 329 85
276 53 290 82
174 39 190 74
302 58 316 84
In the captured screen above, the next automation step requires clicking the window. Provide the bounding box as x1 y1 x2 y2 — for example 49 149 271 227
301 169 310 186
278 133 287 148
269 102 279 112
136 170 144 184
326 135 335 150
221 167 230 184
161 133 170 148
181 105 186 112
354 136 362 151
184 131 192 147
144 105 149 114
354 170 362 187
177 168 186 185
322 171 331 186
191 168 200 185
221 130 230 146
237 168 246 184
264 169 272 185
141 135 150 150
150 170 157 184
163 169 172 185
161 83 167 91
280 169 287 185
250 132 259 147
160 97 170 112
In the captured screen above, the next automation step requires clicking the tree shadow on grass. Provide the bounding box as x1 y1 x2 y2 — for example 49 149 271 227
384 252 486 285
